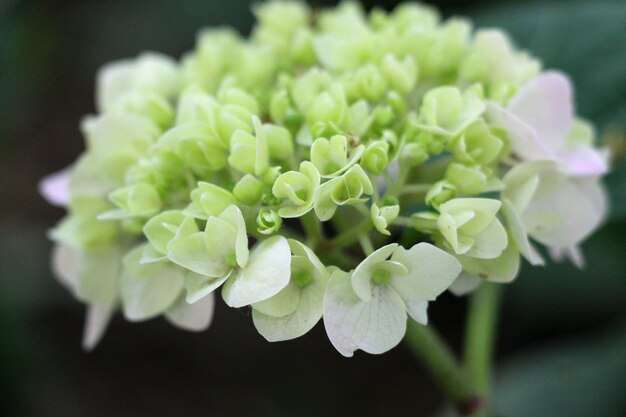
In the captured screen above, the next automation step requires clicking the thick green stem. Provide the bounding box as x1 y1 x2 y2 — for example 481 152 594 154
406 321 481 415
463 282 502 416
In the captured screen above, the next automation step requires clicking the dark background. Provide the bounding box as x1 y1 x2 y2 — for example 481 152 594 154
1 1 625 416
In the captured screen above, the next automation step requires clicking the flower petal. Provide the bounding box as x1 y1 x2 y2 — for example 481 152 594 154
39 166 72 207
120 245 184 321
323 270 407 357
165 293 214 332
82 303 115 351
390 243 462 301
221 236 291 308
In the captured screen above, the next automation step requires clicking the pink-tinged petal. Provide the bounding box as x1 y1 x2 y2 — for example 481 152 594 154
508 71 574 151
558 147 609 177
39 166 72 207
82 303 115 351
486 102 554 161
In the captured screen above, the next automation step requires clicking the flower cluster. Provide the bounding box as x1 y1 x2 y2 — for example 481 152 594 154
41 1 609 355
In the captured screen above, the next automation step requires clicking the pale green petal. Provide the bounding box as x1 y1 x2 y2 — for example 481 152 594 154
165 292 214 331
457 236 520 283
463 218 508 259
323 270 407 357
252 276 326 341
390 243 461 301
404 299 429 325
501 199 544 265
448 273 482 297
222 236 291 308
185 271 231 304
217 205 249 268
351 243 398 302
168 232 228 277
76 246 123 306
252 281 300 317
120 245 184 321
51 243 79 291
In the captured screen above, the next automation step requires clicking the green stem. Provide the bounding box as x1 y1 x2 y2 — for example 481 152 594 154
300 212 322 248
463 282 502 416
329 218 372 250
406 320 480 415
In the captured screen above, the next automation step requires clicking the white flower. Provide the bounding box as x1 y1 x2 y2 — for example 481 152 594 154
487 71 608 177
501 161 606 265
323 243 461 356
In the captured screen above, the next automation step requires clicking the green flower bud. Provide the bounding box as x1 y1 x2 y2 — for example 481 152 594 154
158 123 228 175
186 182 237 219
109 92 174 130
446 163 503 195
233 174 264 205
400 142 429 166
82 114 160 185
105 183 162 219
382 54 417 95
361 140 390 175
371 202 400 235
143 210 196 254
217 86 260 115
352 64 388 102
218 104 255 143
272 161 321 218
50 198 119 249
449 119 504 165
261 122 294 161
425 180 457 209
310 134 365 177
269 89 291 125
256 208 282 235
306 84 349 132
417 87 485 137
228 116 270 176
314 164 373 221
436 198 508 259
291 68 331 113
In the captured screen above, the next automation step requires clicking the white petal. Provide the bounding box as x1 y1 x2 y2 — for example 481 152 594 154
221 236 291 308
486 102 553 161
323 271 407 357
501 199 545 266
404 299 429 325
449 274 482 297
508 71 573 152
82 303 115 351
390 243 462 301
39 166 72 207
558 147 608 177
165 293 214 332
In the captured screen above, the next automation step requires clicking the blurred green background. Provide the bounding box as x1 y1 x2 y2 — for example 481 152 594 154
0 1 624 416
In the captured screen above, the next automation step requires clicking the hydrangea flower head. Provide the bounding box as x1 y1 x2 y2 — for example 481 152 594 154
41 1 609 354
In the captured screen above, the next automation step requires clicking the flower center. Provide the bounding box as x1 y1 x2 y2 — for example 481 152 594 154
372 268 392 286
225 253 238 268
293 269 313 287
